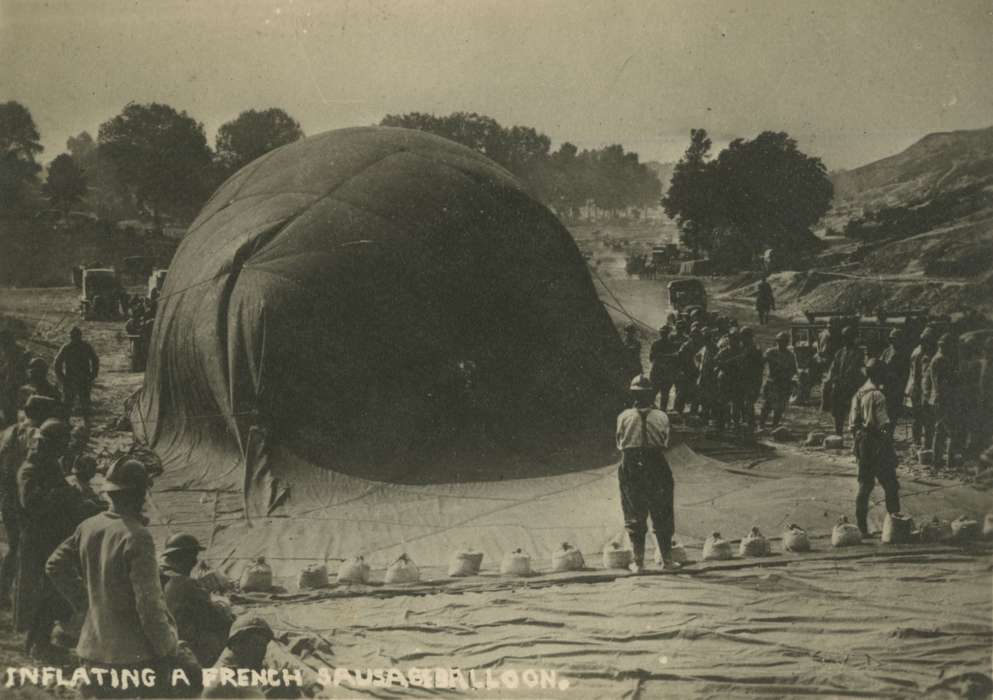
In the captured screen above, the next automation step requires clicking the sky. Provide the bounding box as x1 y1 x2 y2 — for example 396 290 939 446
2 0 991 171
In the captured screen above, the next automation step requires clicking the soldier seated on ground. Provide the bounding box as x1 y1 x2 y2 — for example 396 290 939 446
159 533 235 667
207 615 304 698
65 455 106 513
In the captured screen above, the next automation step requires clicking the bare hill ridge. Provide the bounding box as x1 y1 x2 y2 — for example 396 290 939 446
831 125 993 208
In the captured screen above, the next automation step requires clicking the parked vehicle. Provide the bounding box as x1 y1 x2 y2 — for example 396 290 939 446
79 268 124 320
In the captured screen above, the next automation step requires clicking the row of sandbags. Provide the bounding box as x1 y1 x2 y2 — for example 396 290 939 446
219 514 993 592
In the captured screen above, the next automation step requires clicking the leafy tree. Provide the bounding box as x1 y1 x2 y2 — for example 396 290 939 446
0 101 43 209
663 129 832 265
215 107 304 175
65 131 137 221
44 153 88 216
98 102 213 225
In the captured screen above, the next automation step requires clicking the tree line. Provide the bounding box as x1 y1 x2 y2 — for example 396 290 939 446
0 101 304 226
662 128 833 269
380 112 662 218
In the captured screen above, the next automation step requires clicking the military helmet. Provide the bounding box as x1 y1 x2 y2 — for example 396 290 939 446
228 615 274 644
28 357 48 371
842 326 857 340
103 459 149 493
38 418 71 444
776 331 790 342
629 375 654 393
163 533 205 555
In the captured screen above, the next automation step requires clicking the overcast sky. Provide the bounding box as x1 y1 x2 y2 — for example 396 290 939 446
2 0 991 171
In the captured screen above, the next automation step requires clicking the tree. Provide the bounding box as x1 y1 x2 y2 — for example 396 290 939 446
65 131 137 221
44 153 88 216
663 129 832 265
0 101 43 209
215 108 304 175
98 102 213 225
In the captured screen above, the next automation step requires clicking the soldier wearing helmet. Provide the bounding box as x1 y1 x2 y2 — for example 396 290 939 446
14 419 84 657
47 459 192 690
17 357 61 409
877 328 909 437
735 327 765 437
53 327 99 419
905 327 937 449
824 325 866 438
759 331 797 429
0 330 29 428
622 324 643 379
159 533 234 666
0 396 62 609
615 375 676 572
849 359 901 537
923 333 961 468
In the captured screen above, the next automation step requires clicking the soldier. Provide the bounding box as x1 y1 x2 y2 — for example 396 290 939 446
0 396 60 608
648 326 676 410
54 327 99 418
46 459 195 697
825 326 865 437
159 533 234 667
905 327 936 450
17 357 62 409
877 329 909 437
925 334 960 469
622 324 642 379
695 329 721 425
755 275 775 325
735 327 765 438
759 332 797 429
672 327 701 415
850 360 900 537
616 375 676 572
0 330 29 427
65 455 106 512
14 419 84 658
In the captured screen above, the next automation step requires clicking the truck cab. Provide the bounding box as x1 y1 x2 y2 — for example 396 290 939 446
666 278 707 314
79 268 123 320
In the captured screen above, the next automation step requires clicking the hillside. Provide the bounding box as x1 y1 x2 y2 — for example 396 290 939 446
832 126 993 205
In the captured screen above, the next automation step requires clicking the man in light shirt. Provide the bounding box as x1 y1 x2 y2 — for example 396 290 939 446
849 359 901 537
616 375 675 572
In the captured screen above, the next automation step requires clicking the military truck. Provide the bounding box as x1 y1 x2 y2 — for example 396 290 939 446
79 268 124 320
667 278 708 315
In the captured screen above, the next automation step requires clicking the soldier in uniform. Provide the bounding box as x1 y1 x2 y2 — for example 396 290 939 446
850 360 900 537
877 329 909 437
622 324 642 379
735 327 765 438
54 327 100 419
0 330 29 428
615 375 676 572
759 332 797 429
825 326 865 437
925 333 960 469
905 327 936 450
17 357 62 409
755 276 775 325
648 326 676 410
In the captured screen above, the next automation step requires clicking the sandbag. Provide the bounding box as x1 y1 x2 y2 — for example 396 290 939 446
601 541 632 569
337 556 371 584
239 557 273 592
983 513 993 540
738 526 769 557
918 516 952 543
384 554 420 584
831 517 862 547
297 563 329 590
951 516 980 542
193 561 231 593
551 543 585 572
669 541 688 565
500 548 532 576
702 532 733 561
782 524 811 552
447 549 484 577
881 512 915 544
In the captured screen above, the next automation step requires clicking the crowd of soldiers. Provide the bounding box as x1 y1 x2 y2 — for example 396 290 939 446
1 324 297 697
622 311 797 440
622 310 993 467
